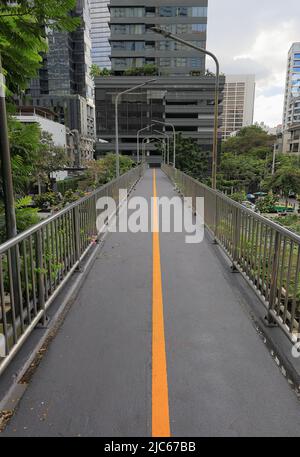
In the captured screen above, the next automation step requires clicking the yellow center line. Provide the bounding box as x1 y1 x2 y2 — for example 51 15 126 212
152 169 171 437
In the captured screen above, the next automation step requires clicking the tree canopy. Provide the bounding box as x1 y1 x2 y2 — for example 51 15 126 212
0 0 80 92
222 125 275 156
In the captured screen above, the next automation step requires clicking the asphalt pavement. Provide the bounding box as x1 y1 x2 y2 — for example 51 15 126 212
2 169 300 437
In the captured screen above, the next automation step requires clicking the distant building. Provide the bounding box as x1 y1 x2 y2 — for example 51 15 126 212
14 107 67 148
95 75 225 167
221 74 255 140
90 0 111 68
283 42 300 131
95 0 226 169
23 0 95 165
109 0 208 76
282 124 300 155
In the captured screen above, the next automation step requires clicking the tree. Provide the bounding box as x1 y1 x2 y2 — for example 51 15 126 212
217 152 266 193
263 167 300 208
82 154 135 189
0 117 69 196
0 0 80 92
90 64 111 79
33 132 70 193
222 125 275 156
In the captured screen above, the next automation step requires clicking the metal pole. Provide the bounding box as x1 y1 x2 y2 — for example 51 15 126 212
153 120 176 168
153 130 170 165
272 143 276 175
137 124 155 163
115 79 156 178
0 54 17 239
0 54 22 320
150 28 220 188
142 136 164 162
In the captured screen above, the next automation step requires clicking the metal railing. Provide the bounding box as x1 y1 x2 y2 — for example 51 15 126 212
162 164 300 343
0 165 145 374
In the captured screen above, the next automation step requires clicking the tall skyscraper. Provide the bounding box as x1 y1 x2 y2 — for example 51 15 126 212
109 0 208 75
283 42 300 131
90 0 111 68
221 75 255 140
25 0 96 164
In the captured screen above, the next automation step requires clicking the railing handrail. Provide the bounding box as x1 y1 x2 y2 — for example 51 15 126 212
162 164 300 343
172 167 300 244
0 165 142 254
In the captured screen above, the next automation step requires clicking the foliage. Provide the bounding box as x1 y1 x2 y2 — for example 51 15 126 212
166 134 210 182
56 176 83 195
229 191 247 203
255 195 277 213
0 118 70 197
124 64 158 76
32 131 70 190
0 0 80 93
33 192 62 210
82 154 135 189
263 168 300 206
0 196 39 242
275 215 300 236
222 125 275 156
217 152 267 193
90 64 111 79
4 117 42 194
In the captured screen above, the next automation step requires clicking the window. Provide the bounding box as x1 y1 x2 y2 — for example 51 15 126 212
192 24 207 33
111 41 145 51
111 24 144 34
159 6 174 16
159 6 208 17
111 7 144 18
192 7 208 17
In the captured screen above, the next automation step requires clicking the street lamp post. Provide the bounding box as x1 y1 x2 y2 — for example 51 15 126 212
0 54 17 240
115 79 156 177
150 27 220 189
142 136 165 162
153 119 176 168
137 124 155 163
153 130 170 164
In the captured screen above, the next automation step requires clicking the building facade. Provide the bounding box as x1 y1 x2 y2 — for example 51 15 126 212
24 0 96 165
95 75 224 162
283 43 300 131
221 74 255 140
90 0 111 68
109 0 208 76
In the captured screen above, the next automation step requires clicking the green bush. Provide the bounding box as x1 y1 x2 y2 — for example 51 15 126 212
34 192 62 209
255 195 277 213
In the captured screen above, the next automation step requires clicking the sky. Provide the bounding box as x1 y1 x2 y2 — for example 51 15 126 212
207 0 300 127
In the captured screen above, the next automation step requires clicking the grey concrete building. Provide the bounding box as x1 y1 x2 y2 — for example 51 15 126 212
109 0 208 76
24 0 96 165
95 75 224 162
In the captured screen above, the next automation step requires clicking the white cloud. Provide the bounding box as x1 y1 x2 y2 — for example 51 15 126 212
207 0 300 127
254 93 284 126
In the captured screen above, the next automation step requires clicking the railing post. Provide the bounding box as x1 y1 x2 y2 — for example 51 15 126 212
213 194 219 244
267 231 280 325
73 205 81 270
232 206 241 270
36 229 46 327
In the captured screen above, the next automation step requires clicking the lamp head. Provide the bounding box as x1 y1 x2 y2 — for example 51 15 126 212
149 26 171 39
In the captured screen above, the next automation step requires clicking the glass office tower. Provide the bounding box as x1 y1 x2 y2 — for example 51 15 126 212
109 0 208 75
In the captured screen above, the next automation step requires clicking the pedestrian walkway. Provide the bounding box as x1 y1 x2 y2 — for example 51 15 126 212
2 169 300 437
